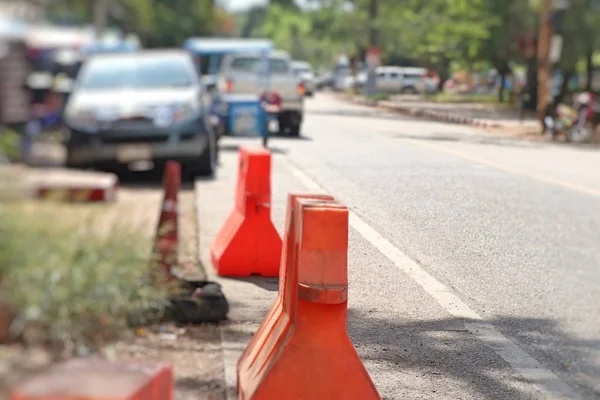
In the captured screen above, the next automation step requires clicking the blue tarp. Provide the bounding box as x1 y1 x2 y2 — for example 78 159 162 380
80 41 139 56
183 38 273 55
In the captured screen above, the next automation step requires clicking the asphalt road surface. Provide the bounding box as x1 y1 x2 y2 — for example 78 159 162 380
222 94 600 399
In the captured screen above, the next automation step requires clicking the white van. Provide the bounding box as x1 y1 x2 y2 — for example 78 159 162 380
358 66 434 94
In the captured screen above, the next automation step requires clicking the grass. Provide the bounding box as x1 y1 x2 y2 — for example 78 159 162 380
0 129 21 161
0 197 169 354
429 92 504 104
366 93 390 101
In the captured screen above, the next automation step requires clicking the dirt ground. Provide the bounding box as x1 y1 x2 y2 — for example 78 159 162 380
0 166 225 399
111 183 225 399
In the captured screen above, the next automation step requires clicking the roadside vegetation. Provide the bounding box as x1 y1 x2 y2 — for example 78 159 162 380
428 93 501 104
0 130 21 161
0 195 168 356
367 93 390 102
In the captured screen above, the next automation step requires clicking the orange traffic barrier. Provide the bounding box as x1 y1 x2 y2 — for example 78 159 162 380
35 174 119 203
237 193 334 384
152 161 180 281
210 147 282 277
10 359 173 400
237 196 380 399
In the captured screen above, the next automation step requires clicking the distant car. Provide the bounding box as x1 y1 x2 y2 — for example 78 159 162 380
356 66 434 94
63 49 217 177
315 72 335 90
291 60 315 96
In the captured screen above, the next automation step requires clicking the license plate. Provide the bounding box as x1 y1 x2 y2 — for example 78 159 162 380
116 144 152 163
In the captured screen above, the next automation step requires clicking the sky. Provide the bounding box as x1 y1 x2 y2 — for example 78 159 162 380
221 0 308 12
221 0 267 12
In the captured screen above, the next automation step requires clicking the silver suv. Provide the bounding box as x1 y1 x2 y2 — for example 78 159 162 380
63 50 217 177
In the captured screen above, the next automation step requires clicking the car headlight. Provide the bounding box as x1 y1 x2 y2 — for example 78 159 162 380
173 101 201 123
66 109 97 129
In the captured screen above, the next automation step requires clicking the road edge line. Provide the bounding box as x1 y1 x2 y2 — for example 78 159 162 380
279 155 581 400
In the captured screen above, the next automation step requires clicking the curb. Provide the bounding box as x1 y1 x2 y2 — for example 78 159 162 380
345 94 504 129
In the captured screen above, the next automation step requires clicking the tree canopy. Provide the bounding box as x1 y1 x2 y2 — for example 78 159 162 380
46 0 600 95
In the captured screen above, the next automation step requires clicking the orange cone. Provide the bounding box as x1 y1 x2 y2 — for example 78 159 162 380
237 196 380 399
152 161 180 281
210 147 282 277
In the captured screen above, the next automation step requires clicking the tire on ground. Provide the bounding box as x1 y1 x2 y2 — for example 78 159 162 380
194 133 217 178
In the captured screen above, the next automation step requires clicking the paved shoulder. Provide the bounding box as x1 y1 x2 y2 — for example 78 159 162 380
196 145 548 400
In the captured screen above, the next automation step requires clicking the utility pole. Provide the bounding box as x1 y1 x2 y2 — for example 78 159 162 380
368 0 378 48
365 0 379 97
93 0 109 41
537 0 570 118
537 0 552 119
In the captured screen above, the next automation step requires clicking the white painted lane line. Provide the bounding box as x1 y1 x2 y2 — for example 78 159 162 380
279 155 582 400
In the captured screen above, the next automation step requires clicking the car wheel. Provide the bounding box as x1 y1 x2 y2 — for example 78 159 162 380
401 86 418 94
65 142 79 169
194 132 217 178
277 115 288 136
288 121 301 137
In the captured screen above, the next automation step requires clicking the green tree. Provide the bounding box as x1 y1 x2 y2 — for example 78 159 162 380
476 0 536 101
47 0 226 47
380 0 497 88
260 4 311 60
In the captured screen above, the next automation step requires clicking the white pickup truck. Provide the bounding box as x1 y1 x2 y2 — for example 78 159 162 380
215 50 305 137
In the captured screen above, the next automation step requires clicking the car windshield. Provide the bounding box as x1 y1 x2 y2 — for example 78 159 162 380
78 55 194 90
230 56 289 74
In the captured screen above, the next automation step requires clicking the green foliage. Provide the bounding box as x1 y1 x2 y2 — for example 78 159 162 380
260 4 311 59
394 0 497 65
0 202 168 351
47 0 224 47
558 0 600 72
0 129 21 161
367 93 390 101
431 92 502 104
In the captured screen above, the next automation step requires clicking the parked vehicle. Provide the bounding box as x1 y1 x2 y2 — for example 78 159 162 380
542 91 599 143
213 50 305 137
315 71 335 90
182 37 274 92
63 49 217 177
356 66 432 94
333 63 351 92
291 60 315 96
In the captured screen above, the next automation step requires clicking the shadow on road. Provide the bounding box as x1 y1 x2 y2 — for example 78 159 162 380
108 167 198 190
392 132 544 149
347 310 598 399
219 143 288 155
223 276 279 292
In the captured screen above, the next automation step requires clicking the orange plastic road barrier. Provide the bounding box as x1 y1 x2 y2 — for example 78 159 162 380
210 147 282 277
152 161 180 280
10 358 173 400
35 174 119 203
237 196 381 399
237 193 334 385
